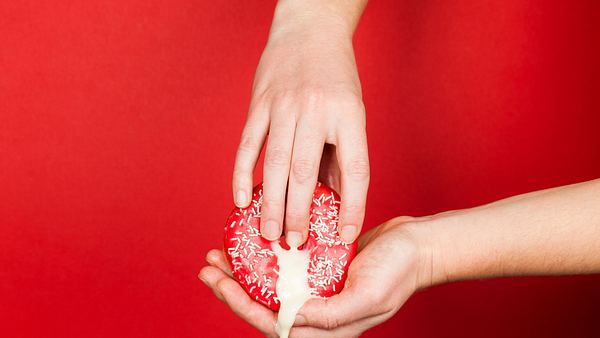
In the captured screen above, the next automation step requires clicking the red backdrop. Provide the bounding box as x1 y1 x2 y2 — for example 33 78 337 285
1 1 599 337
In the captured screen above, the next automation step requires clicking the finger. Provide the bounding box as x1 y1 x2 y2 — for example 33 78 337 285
260 111 296 240
290 325 361 338
233 102 269 208
290 308 393 338
290 316 378 338
336 119 369 243
198 265 229 302
294 280 376 330
217 276 278 336
205 249 232 277
284 118 325 247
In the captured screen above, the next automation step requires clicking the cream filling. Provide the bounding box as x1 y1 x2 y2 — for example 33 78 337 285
271 242 313 338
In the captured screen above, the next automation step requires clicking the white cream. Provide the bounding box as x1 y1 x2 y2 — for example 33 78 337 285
272 242 313 338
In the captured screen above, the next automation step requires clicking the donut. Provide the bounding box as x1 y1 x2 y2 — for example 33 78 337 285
224 182 357 311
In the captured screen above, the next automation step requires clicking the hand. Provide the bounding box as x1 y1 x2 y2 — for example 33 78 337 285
198 216 432 337
198 249 278 337
232 0 369 245
292 217 431 337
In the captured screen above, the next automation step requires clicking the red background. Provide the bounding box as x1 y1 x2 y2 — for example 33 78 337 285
1 1 599 337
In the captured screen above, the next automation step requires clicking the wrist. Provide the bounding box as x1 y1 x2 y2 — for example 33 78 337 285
405 214 457 290
270 0 357 41
413 209 506 288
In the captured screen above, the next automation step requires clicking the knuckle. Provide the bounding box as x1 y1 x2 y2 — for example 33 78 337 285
265 147 289 168
272 87 326 113
329 90 364 110
299 87 325 108
215 278 228 291
274 91 295 108
232 173 252 194
344 158 370 180
232 168 249 181
251 87 274 104
237 133 258 153
341 203 364 217
345 95 366 113
323 314 342 330
273 87 365 117
261 196 284 211
292 159 316 182
285 209 308 227
248 99 267 118
273 88 314 109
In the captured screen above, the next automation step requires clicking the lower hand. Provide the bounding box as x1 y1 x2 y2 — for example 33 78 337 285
198 216 431 337
292 217 431 337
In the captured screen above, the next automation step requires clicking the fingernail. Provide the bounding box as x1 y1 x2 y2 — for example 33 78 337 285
340 225 357 243
263 220 280 240
286 231 303 249
235 190 247 207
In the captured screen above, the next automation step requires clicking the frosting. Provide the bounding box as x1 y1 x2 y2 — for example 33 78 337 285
272 242 313 338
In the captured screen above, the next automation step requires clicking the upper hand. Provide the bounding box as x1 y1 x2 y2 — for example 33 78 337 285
232 7 369 246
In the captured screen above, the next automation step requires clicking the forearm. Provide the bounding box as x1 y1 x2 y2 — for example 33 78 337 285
270 0 368 39
417 179 600 287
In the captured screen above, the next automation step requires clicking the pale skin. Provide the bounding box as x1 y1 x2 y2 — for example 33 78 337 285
217 0 600 336
201 179 600 337
232 0 370 246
